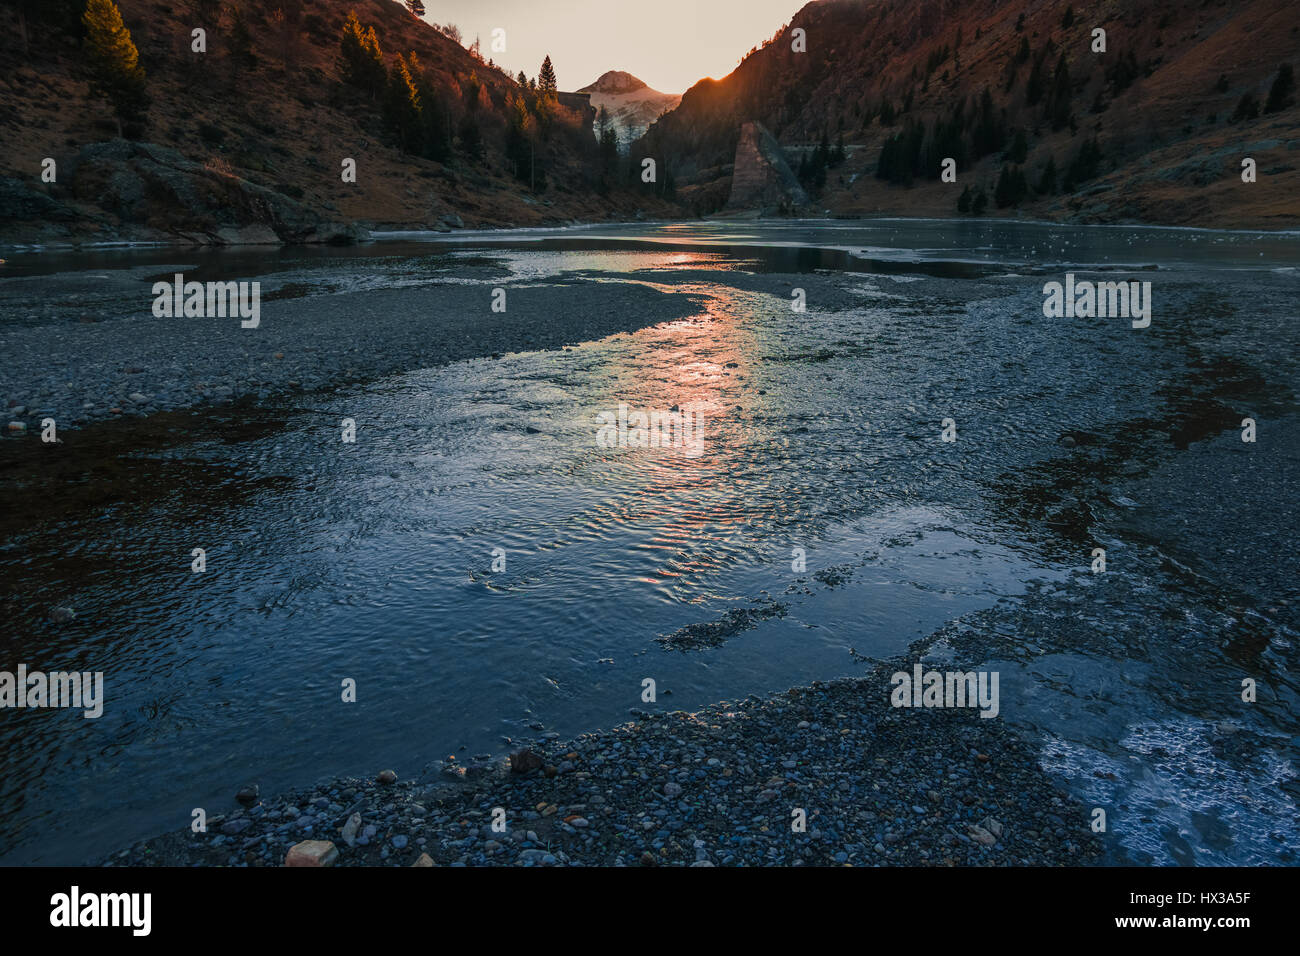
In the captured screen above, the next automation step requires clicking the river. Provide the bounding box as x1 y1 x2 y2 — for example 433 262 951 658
0 218 1296 865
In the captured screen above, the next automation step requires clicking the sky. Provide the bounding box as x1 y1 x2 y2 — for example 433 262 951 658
405 0 806 94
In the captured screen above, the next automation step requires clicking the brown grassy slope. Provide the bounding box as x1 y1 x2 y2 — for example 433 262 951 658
638 0 1300 228
0 0 672 237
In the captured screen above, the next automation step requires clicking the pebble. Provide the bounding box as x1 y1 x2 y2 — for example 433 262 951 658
102 666 1105 868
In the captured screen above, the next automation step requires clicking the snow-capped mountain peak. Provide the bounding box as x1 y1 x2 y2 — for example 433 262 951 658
578 71 681 148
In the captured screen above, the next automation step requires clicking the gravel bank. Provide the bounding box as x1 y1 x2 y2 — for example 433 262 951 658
0 268 704 432
103 660 1105 867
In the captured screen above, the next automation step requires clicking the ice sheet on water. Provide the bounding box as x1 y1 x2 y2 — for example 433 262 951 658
1039 718 1298 866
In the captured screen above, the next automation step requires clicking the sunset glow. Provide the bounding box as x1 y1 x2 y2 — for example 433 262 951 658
408 0 804 93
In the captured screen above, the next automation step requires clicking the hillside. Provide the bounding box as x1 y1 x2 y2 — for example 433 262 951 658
634 0 1300 227
579 71 681 148
0 0 674 246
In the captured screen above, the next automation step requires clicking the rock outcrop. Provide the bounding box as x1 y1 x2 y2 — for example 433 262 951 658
726 122 808 213
556 92 597 136
1 140 369 247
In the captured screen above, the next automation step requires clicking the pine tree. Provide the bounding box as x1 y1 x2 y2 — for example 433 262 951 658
1231 92 1259 123
1048 54 1072 131
995 165 1013 206
339 12 385 97
1062 137 1102 191
383 54 423 153
924 99 966 176
505 93 534 184
875 118 924 186
1007 127 1028 164
596 105 619 189
538 55 558 100
82 0 148 133
832 133 846 165
971 86 1004 158
408 53 450 161
1026 50 1047 106
339 11 365 82
1037 155 1057 194
1106 48 1140 96
361 26 385 96
458 113 483 161
600 122 619 166
1264 64 1294 113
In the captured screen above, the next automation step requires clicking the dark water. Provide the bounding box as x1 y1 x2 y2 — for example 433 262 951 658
1 219 1297 865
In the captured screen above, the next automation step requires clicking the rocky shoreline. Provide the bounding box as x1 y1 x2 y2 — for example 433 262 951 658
101 661 1105 867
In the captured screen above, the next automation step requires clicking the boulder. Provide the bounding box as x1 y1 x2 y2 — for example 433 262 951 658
285 840 339 867
509 748 544 775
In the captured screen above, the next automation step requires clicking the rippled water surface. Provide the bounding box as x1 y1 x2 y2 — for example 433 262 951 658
1 220 1297 865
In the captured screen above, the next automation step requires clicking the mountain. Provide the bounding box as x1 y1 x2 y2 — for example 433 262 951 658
634 0 1300 227
579 71 681 148
0 0 674 246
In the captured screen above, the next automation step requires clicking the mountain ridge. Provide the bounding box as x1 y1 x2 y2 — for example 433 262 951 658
579 70 651 95
0 0 675 246
632 0 1299 228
